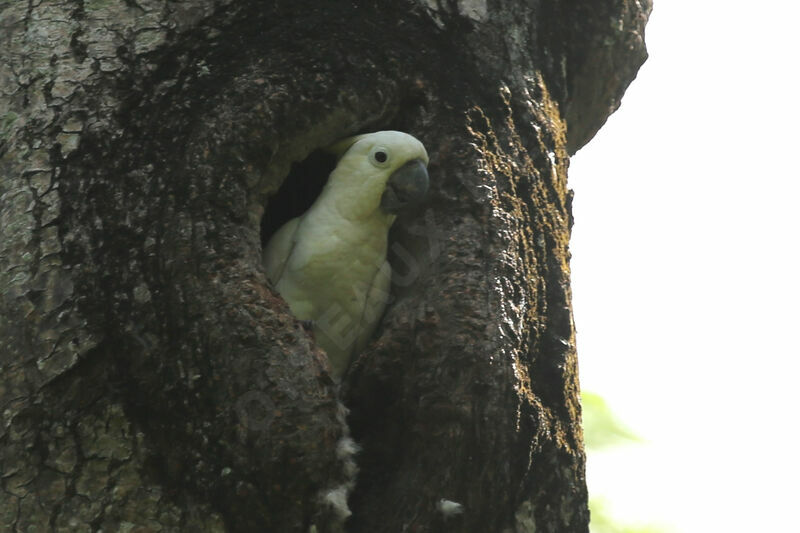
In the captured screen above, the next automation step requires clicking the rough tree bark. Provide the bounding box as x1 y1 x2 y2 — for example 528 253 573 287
0 1 649 531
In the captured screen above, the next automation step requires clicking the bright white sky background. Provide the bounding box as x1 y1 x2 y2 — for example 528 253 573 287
569 1 800 531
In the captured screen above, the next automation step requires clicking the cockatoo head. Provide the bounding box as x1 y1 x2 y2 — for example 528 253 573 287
326 130 430 219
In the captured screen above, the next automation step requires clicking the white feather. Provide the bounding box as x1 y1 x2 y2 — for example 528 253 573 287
437 498 464 516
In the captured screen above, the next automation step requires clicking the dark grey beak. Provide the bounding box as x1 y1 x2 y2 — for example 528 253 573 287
380 158 429 214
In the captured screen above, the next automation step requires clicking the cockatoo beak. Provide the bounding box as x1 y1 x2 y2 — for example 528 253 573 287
380 159 429 213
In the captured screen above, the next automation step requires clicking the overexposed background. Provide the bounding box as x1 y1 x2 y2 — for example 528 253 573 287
569 1 800 531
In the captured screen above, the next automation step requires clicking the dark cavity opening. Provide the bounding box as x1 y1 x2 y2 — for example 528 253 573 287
260 149 338 247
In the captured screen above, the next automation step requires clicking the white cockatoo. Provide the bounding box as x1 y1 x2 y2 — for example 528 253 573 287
263 131 429 378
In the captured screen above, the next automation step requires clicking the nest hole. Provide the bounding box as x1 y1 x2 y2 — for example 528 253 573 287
260 148 338 247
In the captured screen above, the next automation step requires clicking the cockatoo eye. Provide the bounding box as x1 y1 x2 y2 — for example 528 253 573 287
369 146 391 167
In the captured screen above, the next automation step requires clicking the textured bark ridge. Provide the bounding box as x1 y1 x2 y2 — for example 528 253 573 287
0 1 649 531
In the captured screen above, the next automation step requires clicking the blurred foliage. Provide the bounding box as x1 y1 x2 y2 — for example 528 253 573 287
582 391 642 450
589 496 670 533
582 391 670 533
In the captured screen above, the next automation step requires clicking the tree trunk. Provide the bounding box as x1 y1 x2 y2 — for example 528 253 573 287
0 1 649 531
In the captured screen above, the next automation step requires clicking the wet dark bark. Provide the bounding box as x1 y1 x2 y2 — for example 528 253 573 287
0 1 649 531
